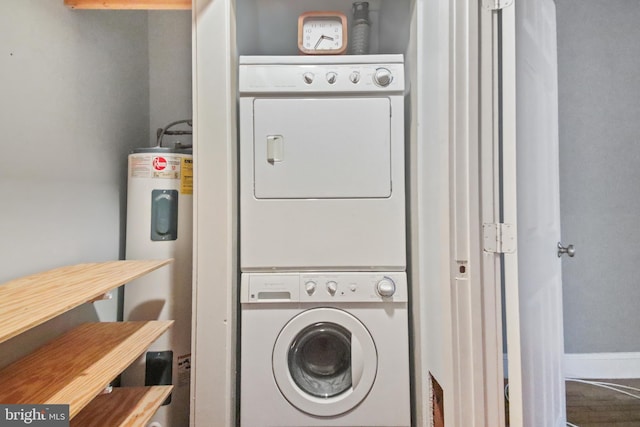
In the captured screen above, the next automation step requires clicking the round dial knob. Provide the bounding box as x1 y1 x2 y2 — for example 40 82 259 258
303 72 314 84
349 71 361 84
373 68 393 87
376 278 396 297
326 281 338 296
326 72 337 84
305 281 317 295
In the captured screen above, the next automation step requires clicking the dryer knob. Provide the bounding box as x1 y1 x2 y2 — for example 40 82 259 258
326 72 337 84
326 281 338 296
376 278 396 297
303 72 315 84
373 68 393 87
305 281 317 295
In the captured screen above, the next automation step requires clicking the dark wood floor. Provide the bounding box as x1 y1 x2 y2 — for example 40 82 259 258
566 379 640 427
505 379 640 426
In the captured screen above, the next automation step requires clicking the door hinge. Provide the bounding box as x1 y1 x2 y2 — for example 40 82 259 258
482 0 513 11
483 223 516 254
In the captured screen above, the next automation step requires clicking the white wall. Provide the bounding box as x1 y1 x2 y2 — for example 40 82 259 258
235 0 411 56
0 2 149 367
148 11 193 146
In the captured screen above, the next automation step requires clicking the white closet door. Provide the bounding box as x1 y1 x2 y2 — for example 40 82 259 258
502 0 566 425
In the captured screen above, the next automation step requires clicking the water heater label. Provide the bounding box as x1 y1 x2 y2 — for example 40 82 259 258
130 155 152 178
152 156 181 179
181 158 193 195
130 154 182 179
153 156 167 170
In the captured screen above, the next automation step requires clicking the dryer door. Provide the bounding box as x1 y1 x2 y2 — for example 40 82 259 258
272 308 377 417
253 97 392 199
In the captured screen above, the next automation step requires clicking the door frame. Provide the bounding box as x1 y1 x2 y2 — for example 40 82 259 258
446 0 506 425
500 3 524 426
191 0 238 426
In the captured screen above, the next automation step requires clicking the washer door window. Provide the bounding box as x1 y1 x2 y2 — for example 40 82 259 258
288 322 352 398
273 308 377 417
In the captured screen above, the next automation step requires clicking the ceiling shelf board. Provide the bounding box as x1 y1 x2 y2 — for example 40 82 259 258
0 321 173 418
64 0 191 9
0 259 172 344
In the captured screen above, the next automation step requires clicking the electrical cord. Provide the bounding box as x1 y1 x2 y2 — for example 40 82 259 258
505 383 580 426
504 378 640 427
564 378 640 427
566 378 640 401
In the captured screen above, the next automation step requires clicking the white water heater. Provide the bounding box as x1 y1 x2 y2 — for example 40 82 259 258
122 146 193 427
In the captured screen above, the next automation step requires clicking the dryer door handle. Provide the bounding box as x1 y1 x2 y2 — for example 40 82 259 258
266 135 284 164
351 335 364 389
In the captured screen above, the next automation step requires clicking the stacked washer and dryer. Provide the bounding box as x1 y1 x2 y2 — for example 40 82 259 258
239 54 410 427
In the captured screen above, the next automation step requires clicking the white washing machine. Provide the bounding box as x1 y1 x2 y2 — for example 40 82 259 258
239 55 406 272
240 272 410 427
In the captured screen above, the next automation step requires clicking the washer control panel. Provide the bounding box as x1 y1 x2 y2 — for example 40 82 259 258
242 272 407 303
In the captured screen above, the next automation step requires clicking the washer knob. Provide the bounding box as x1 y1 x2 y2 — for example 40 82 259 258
305 281 317 295
373 68 393 87
326 281 338 296
349 71 361 84
303 72 314 84
326 72 337 84
376 278 396 297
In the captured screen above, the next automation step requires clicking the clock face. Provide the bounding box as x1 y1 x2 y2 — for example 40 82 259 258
298 12 347 55
302 17 344 51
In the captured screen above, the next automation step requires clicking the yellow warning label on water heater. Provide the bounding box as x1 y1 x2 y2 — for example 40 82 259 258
181 157 193 194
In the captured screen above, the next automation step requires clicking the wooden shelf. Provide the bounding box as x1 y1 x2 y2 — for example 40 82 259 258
71 386 173 427
64 0 191 9
0 259 172 344
0 321 173 419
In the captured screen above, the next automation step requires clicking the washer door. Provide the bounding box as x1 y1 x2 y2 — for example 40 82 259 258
272 308 377 417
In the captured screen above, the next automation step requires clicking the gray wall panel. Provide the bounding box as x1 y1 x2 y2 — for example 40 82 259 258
0 2 149 367
557 0 640 353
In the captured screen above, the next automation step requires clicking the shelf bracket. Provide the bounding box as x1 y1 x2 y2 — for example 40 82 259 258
89 292 113 303
99 385 113 395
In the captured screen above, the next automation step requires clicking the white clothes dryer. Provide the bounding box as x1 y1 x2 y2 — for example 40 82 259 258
239 55 406 272
240 272 410 427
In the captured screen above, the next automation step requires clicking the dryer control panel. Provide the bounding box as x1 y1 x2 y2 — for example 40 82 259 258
239 55 405 94
241 272 408 303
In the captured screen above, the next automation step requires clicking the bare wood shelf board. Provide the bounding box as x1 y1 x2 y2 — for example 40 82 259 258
64 0 191 9
71 386 173 427
0 321 173 419
0 259 172 344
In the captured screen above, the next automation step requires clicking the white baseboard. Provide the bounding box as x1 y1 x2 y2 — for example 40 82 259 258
564 352 640 379
503 352 640 379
